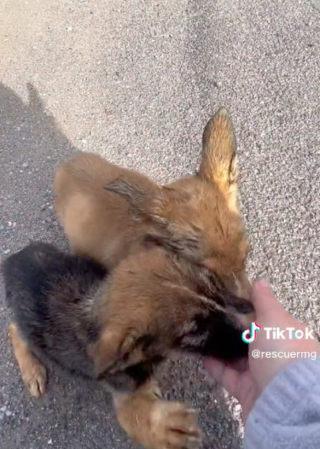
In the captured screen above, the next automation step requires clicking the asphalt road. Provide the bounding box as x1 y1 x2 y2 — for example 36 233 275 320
0 1 319 448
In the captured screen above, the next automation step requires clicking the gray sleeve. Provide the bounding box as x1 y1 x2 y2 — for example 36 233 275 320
244 357 320 449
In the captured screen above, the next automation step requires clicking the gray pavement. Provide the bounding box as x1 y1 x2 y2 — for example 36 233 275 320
0 0 319 448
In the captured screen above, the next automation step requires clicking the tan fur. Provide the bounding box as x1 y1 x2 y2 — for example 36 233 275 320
54 153 159 266
8 322 47 397
114 380 200 449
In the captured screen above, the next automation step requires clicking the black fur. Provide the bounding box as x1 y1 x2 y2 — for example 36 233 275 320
2 241 251 395
2 242 164 392
2 242 107 379
177 310 249 359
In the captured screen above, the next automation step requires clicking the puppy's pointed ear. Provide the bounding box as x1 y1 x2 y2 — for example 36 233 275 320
104 178 191 222
88 329 121 378
104 178 160 212
89 326 149 383
89 327 139 379
199 108 239 210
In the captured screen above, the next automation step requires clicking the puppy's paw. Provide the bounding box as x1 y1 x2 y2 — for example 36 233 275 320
150 401 201 449
22 361 47 397
8 322 47 398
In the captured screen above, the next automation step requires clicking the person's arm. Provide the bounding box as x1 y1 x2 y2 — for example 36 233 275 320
204 279 320 448
245 357 320 449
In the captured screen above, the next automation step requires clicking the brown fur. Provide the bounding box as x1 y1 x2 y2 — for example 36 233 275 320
54 108 251 299
91 247 254 380
54 153 159 267
8 322 47 397
115 379 200 449
7 108 254 449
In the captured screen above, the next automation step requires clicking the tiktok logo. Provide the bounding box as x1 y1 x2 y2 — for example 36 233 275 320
242 322 261 343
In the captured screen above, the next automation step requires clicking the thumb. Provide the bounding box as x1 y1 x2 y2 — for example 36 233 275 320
251 279 285 319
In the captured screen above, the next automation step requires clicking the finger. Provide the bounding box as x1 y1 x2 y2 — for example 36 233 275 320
203 359 243 398
204 357 248 378
226 357 249 372
203 359 225 383
251 279 286 318
220 368 243 398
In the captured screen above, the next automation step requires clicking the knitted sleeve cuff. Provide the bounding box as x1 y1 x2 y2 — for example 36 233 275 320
244 357 320 448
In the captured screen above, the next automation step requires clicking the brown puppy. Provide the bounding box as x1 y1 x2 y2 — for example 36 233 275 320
7 108 254 449
54 108 250 299
54 152 159 268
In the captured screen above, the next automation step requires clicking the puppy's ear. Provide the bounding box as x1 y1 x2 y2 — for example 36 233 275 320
144 230 200 260
104 178 190 223
104 178 200 257
104 178 160 212
89 327 140 379
88 329 121 378
199 108 239 211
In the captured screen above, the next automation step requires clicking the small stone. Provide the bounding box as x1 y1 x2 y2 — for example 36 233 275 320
0 406 6 412
67 26 73 31
8 221 12 227
48 439 53 445
22 163 28 168
4 249 10 255
5 410 12 417
0 412 4 420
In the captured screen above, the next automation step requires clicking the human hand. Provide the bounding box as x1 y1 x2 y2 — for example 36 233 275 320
204 279 320 422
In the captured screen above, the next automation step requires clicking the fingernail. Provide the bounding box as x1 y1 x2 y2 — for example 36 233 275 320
257 279 270 288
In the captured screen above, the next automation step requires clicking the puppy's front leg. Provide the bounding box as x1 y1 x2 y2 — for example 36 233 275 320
8 322 47 397
113 378 201 449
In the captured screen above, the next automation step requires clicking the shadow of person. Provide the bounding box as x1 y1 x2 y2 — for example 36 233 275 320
0 82 243 449
0 82 80 251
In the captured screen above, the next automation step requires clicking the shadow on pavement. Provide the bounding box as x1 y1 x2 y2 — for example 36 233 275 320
0 83 243 449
